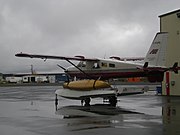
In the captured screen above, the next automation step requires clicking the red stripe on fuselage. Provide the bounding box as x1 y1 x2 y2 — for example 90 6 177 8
67 70 146 80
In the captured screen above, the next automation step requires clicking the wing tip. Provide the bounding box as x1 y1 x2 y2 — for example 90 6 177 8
15 53 31 58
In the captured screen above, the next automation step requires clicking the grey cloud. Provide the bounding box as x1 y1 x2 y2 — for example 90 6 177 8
0 0 180 73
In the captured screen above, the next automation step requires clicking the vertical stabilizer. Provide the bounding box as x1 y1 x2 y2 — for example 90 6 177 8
144 32 168 66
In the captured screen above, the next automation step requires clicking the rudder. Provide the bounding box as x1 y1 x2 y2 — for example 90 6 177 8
144 32 168 66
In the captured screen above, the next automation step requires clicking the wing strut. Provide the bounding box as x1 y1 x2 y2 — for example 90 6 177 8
57 64 66 71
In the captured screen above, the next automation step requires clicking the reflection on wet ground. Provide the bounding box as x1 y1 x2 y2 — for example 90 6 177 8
56 104 141 117
0 86 180 135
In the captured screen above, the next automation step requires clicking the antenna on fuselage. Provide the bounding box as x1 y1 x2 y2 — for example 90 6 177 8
103 53 106 59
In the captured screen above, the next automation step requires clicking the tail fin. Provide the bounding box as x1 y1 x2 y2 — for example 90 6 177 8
144 32 168 66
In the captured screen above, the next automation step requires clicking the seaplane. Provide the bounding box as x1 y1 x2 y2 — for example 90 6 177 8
15 32 180 106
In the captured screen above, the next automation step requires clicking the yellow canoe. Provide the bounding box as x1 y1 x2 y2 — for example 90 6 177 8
63 80 111 91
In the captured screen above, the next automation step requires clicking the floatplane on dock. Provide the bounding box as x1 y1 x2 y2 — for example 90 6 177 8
16 32 180 106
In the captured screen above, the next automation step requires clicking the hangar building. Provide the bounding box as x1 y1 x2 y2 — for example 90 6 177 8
159 9 180 96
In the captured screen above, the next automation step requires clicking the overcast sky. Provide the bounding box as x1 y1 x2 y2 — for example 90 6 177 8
0 0 180 74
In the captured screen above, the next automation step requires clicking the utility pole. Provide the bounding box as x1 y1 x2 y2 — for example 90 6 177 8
31 65 36 75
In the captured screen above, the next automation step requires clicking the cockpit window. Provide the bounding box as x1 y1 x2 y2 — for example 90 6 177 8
93 62 100 69
77 61 86 67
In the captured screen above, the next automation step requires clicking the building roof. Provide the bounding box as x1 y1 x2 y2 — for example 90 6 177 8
159 9 180 18
3 73 65 77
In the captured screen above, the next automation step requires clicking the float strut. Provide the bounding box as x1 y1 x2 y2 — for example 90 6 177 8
84 98 91 106
55 94 58 111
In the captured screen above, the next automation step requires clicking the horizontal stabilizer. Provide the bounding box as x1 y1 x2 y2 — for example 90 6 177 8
171 62 179 74
143 62 148 68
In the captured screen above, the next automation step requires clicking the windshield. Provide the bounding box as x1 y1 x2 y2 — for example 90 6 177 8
77 61 86 67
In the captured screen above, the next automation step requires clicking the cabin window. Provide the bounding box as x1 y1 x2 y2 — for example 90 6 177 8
109 63 115 68
101 62 107 67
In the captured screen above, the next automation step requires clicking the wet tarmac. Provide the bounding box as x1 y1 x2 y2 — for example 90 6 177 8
0 86 180 135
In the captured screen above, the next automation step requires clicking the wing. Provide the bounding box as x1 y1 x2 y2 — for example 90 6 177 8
15 52 99 62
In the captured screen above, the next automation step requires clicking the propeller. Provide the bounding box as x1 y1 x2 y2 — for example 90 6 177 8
57 64 70 83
